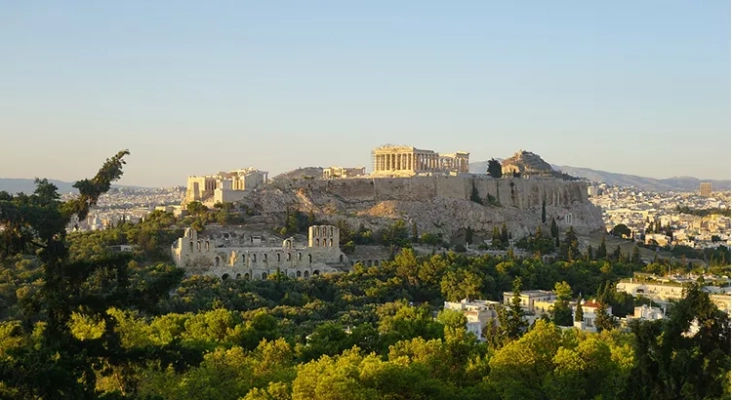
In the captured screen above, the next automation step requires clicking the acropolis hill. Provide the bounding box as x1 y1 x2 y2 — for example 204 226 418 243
183 146 605 241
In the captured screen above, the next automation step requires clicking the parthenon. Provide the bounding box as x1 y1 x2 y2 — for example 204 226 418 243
371 145 470 177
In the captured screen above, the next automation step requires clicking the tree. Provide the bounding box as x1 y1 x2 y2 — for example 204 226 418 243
550 219 559 239
464 226 474 245
186 201 208 216
552 282 573 326
628 283 731 399
560 227 580 261
491 226 504 249
500 223 509 245
594 283 616 332
500 277 528 339
596 236 607 260
574 300 584 322
487 158 502 178
470 183 483 205
611 224 631 238
0 150 186 398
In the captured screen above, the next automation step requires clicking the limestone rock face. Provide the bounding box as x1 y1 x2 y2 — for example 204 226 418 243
501 150 555 177
236 176 604 241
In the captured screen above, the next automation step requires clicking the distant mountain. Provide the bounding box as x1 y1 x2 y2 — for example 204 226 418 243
0 178 151 194
468 162 730 192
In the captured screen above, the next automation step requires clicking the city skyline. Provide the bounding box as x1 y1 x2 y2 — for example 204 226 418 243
2 1 729 187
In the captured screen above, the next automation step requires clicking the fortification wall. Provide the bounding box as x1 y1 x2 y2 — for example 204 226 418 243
291 176 588 209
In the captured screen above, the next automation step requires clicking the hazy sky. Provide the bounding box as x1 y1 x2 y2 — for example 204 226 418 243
1 1 730 187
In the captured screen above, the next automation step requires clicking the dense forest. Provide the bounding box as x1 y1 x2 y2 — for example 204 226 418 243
0 151 729 399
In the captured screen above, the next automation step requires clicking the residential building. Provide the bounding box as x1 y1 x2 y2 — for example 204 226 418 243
572 300 613 332
444 299 501 341
700 182 712 197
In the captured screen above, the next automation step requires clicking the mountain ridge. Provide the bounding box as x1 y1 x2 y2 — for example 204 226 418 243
0 178 153 194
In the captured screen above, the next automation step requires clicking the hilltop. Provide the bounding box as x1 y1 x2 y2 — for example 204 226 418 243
469 162 730 192
234 175 604 244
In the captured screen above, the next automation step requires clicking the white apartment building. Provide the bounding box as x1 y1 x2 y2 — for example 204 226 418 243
444 299 501 341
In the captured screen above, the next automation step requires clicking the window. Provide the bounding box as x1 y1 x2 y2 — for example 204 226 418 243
298 253 302 261
297 271 302 278
261 272 268 279
287 253 291 261
252 254 256 262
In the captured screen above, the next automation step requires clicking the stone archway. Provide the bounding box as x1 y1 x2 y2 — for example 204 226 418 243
313 270 320 276
222 273 230 280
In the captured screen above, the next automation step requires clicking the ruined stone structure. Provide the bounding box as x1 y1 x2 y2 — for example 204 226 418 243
171 225 349 280
184 168 268 207
501 150 555 177
371 145 469 177
322 166 367 179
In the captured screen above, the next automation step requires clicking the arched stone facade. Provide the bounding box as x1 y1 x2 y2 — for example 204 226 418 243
171 225 349 280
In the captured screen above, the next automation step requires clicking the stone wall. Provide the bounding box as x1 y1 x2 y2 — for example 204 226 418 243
291 176 588 209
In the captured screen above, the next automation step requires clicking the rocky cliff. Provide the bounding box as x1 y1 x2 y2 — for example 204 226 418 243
238 176 604 242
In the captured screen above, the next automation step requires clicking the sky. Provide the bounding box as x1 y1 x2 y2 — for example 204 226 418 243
1 1 730 187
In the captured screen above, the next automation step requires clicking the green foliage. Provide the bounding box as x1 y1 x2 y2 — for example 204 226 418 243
470 183 483 205
628 283 731 400
1 163 726 400
487 158 503 178
515 226 556 255
611 224 632 238
559 227 580 261
380 219 411 248
552 281 573 326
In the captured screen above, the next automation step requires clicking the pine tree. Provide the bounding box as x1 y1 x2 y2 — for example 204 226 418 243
594 303 615 332
586 244 594 261
505 277 528 338
0 151 186 397
465 226 474 245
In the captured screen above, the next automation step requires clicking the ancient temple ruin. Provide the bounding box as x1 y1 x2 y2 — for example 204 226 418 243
371 145 470 177
184 168 268 206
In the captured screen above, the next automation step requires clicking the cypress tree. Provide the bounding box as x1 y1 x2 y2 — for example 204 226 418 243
574 299 584 322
